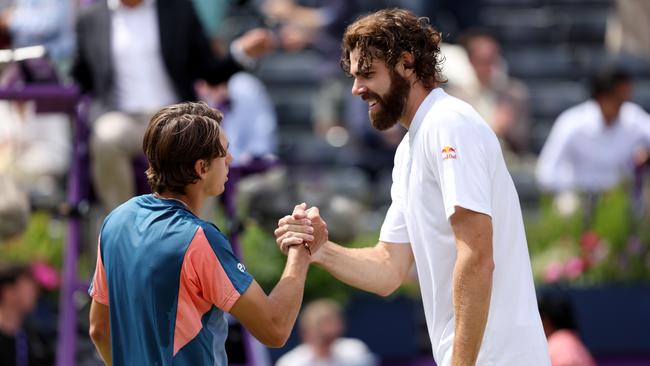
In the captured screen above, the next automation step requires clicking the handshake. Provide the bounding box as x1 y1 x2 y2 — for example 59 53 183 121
273 203 329 259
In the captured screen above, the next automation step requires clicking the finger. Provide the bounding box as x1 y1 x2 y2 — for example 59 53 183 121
280 237 304 253
280 231 314 243
306 206 320 220
282 224 314 234
292 202 307 219
278 215 312 227
277 231 310 245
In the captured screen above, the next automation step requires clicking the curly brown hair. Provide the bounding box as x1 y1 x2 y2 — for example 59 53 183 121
340 8 445 90
143 102 227 195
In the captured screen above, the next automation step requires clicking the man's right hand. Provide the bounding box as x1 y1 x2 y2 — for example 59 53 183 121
275 203 328 257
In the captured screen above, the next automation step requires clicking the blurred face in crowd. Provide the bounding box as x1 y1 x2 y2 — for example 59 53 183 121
349 48 411 131
302 310 344 347
467 36 501 87
598 80 633 124
1 274 38 314
611 80 633 106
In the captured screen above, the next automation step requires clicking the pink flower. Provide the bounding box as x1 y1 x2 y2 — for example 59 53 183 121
564 257 585 279
543 262 565 283
31 261 60 290
580 231 600 253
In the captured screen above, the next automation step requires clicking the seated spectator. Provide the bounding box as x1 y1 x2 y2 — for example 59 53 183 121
538 294 596 366
72 0 274 212
196 71 277 166
0 100 70 206
536 66 650 194
447 29 532 159
276 299 377 366
262 0 358 138
0 262 52 366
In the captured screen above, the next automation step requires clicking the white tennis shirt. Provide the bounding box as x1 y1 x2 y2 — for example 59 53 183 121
379 88 550 365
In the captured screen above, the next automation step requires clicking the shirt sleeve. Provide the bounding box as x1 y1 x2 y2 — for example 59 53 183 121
424 116 493 219
187 225 253 312
379 141 410 244
88 238 109 305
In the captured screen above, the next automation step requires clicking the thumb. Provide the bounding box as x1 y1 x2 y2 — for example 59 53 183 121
292 202 307 219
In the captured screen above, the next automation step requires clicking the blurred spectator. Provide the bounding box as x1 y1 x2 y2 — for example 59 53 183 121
606 0 650 61
0 99 70 206
196 71 277 166
0 173 29 241
72 0 274 212
0 0 74 205
262 0 357 137
538 294 596 366
536 66 650 194
0 262 52 366
276 299 377 366
0 0 75 74
447 29 532 159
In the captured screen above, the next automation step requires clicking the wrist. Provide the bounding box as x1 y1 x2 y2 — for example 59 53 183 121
310 241 329 265
287 245 310 262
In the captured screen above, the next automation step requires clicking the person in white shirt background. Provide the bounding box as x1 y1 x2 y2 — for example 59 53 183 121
72 0 275 213
536 66 650 195
274 8 550 366
275 299 377 366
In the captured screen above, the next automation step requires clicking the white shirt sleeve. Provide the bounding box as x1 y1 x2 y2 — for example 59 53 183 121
536 112 576 192
379 140 410 244
424 117 493 219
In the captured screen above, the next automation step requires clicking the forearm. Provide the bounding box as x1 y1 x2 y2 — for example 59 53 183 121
451 253 493 366
267 248 310 338
91 329 112 365
313 241 404 296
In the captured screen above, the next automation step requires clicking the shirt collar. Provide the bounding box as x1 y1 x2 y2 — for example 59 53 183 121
408 87 445 140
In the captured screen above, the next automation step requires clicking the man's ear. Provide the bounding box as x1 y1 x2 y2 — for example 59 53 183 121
398 51 416 77
194 159 207 178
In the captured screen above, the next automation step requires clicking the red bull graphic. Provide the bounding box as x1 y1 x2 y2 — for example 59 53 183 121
441 145 457 160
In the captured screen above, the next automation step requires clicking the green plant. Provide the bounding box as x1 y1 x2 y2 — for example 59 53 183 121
526 185 650 285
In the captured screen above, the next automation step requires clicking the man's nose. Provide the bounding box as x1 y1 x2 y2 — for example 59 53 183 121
351 78 367 96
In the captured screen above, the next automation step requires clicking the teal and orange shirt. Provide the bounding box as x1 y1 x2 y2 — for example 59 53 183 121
89 194 253 365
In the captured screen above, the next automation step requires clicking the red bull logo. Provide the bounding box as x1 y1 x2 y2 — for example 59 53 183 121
441 145 457 160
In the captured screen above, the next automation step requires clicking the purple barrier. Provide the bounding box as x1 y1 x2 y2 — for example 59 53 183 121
0 85 85 366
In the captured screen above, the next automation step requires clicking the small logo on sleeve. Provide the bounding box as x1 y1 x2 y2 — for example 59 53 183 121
441 146 457 160
237 263 247 272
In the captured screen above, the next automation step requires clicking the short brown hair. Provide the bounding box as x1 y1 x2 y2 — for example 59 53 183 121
143 102 226 194
341 8 445 90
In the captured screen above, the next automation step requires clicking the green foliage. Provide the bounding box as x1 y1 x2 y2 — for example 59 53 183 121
0 211 64 267
526 185 650 285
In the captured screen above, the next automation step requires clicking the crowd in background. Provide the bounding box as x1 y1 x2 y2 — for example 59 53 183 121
0 0 649 365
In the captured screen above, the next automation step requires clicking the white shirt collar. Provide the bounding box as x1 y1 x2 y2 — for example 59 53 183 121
408 87 445 141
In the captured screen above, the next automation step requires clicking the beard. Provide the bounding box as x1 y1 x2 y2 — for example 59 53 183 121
363 70 410 131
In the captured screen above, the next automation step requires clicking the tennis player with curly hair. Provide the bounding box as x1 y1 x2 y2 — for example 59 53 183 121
276 9 550 365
